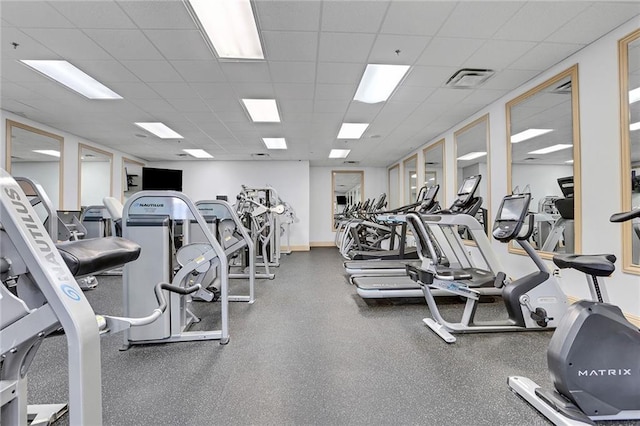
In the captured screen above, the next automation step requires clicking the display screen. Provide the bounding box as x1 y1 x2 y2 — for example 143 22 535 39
460 177 477 194
142 167 183 191
499 197 527 221
424 185 438 201
336 195 347 205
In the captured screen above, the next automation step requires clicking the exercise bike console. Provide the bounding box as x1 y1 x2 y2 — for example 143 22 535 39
492 193 530 242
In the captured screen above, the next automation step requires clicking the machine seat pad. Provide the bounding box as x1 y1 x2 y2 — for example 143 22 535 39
552 254 616 277
56 237 141 277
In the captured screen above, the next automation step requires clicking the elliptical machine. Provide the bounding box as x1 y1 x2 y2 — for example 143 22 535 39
508 208 640 425
406 191 569 343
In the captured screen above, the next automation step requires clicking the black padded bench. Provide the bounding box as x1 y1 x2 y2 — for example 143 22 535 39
56 237 141 277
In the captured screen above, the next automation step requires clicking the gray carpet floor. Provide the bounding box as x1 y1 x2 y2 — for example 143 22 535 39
24 248 637 425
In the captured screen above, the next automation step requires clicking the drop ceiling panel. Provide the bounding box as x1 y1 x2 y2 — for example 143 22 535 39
416 37 484 67
129 98 178 114
437 2 524 39
49 1 136 29
546 3 640 44
166 98 211 113
269 62 316 84
20 28 111 61
313 99 350 114
391 85 437 103
121 60 184 82
220 62 271 83
460 89 509 106
510 42 585 71
170 60 225 82
73 60 141 82
321 1 388 33
368 34 431 65
273 83 315 100
381 2 456 36
262 31 318 62
315 84 354 101
402 66 458 88
344 102 385 121
465 40 538 70
481 69 539 90
190 83 236 100
494 2 591 42
147 82 199 99
84 29 164 60
318 32 376 63
316 62 363 85
144 30 213 61
254 1 321 32
1 2 73 28
2 27 56 60
118 1 196 29
231 83 275 99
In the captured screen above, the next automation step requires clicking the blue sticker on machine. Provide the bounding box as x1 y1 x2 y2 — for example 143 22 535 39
60 284 81 301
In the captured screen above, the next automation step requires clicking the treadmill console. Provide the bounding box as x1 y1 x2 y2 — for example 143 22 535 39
448 175 481 213
492 193 531 242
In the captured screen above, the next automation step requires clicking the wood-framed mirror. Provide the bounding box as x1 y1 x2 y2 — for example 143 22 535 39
122 157 144 203
454 114 490 239
619 28 640 274
388 163 400 210
506 65 581 257
403 154 418 205
5 119 64 209
78 143 113 208
332 170 364 230
423 139 446 207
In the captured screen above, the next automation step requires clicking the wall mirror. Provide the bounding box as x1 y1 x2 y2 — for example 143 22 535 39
454 114 490 238
332 170 364 230
620 29 640 273
424 139 445 207
122 157 144 202
79 144 113 208
388 164 400 209
403 154 418 205
5 119 64 209
506 65 580 257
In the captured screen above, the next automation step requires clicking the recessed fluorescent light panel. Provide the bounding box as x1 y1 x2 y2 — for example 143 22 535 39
565 160 574 164
242 99 281 122
511 128 553 143
337 123 369 139
263 138 287 150
20 60 122 99
183 149 213 158
629 87 640 104
630 121 640 131
457 151 487 161
33 150 60 158
329 149 351 159
186 0 264 60
354 64 410 104
134 122 184 139
528 144 572 155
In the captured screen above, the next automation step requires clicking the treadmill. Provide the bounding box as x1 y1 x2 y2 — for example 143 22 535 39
351 175 502 299
345 185 440 262
344 185 440 275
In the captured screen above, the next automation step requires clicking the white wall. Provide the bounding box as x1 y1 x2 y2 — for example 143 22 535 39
309 166 387 244
150 160 311 249
392 19 640 318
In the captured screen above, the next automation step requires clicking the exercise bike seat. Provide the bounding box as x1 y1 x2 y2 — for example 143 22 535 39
552 253 616 277
56 237 141 277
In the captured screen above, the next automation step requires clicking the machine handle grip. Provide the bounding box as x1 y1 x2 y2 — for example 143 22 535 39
610 208 640 223
517 213 535 241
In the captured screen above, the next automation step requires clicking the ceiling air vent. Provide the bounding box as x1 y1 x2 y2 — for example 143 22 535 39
343 160 359 165
445 68 495 89
251 153 270 158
